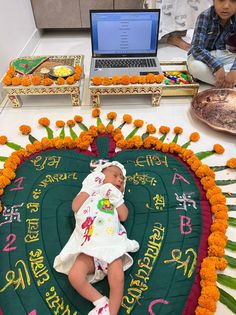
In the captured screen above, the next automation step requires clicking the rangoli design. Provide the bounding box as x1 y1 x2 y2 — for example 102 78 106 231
0 110 235 315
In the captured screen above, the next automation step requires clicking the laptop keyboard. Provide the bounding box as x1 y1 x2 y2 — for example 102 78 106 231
95 58 157 69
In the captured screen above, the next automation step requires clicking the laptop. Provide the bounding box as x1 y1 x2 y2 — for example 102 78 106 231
89 9 162 78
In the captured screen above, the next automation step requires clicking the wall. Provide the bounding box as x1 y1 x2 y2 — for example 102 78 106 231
0 0 40 103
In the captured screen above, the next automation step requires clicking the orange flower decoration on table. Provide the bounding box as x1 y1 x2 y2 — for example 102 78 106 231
103 77 112 86
7 66 15 77
146 73 156 83
41 78 53 86
0 136 8 145
155 73 165 83
12 77 21 86
21 76 31 86
92 108 101 118
2 76 12 86
112 75 121 85
120 75 130 85
38 117 50 127
66 76 75 85
56 120 65 128
19 125 31 135
174 126 183 134
130 75 139 84
213 144 225 154
92 76 103 86
138 76 146 84
56 77 65 85
32 75 41 86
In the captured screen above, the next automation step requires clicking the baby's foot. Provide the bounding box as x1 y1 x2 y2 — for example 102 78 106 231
88 297 110 315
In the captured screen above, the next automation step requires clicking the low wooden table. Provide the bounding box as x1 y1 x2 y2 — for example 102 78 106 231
89 61 199 107
3 55 84 107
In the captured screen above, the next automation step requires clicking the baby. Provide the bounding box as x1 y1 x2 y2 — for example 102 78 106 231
54 161 139 315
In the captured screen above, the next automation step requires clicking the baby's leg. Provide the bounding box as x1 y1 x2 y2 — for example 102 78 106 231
68 253 103 302
107 257 124 315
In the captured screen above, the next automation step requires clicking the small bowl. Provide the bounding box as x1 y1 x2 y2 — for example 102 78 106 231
49 65 75 78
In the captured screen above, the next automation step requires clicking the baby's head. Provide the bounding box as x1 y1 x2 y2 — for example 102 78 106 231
94 161 126 192
213 0 236 23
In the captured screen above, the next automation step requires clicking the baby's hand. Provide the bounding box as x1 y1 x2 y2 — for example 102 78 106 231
100 183 124 207
80 171 105 195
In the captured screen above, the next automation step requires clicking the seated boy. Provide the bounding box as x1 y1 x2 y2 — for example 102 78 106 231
187 0 236 88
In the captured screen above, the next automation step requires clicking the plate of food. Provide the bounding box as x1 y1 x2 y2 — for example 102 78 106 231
49 65 75 78
191 88 236 135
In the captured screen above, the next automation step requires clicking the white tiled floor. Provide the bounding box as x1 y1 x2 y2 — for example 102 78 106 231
0 30 235 314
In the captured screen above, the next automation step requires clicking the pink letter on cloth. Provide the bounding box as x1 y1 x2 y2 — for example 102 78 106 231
180 215 192 235
28 311 37 315
172 173 190 185
148 299 169 315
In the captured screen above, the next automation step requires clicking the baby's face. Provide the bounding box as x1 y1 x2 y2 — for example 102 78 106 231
103 166 125 192
214 0 236 23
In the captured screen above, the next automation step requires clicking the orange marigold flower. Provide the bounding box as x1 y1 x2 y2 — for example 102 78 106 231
75 64 82 74
195 306 214 315
200 267 216 282
130 75 139 84
67 120 75 127
155 139 163 150
214 257 228 270
88 125 98 137
208 231 227 247
92 108 100 118
146 73 156 83
56 77 65 85
26 143 37 154
161 143 169 152
208 245 225 257
66 76 75 85
210 219 228 234
74 115 83 123
31 75 41 85
107 112 117 120
201 286 220 301
143 136 158 148
138 75 146 84
41 137 54 149
92 76 103 86
209 193 226 205
38 117 50 127
123 114 132 124
226 158 236 169
56 120 65 128
21 76 31 86
190 159 202 171
211 204 228 214
2 168 16 180
206 186 222 200
116 139 128 149
159 125 170 134
133 119 144 128
12 76 22 86
106 124 114 134
213 144 225 154
4 159 18 170
102 76 112 85
41 78 53 86
0 136 8 145
214 210 228 220
132 136 143 148
19 125 31 135
155 73 165 83
3 75 12 85
189 132 200 142
33 141 43 151
146 124 156 134
195 165 215 179
181 149 194 161
174 126 183 134
7 66 15 77
200 176 215 190
111 75 121 85
120 75 130 85
113 133 124 142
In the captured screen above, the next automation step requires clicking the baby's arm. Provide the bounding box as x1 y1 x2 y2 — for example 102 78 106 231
72 192 89 212
72 171 105 212
117 203 128 222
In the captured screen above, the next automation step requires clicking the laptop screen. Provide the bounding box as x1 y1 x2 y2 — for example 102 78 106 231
90 10 160 58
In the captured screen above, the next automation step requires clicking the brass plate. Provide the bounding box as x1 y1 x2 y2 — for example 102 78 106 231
191 88 236 135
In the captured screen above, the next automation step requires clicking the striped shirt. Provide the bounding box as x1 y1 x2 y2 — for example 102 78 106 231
188 6 236 73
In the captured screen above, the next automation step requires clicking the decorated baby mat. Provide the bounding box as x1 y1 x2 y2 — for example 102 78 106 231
0 110 236 315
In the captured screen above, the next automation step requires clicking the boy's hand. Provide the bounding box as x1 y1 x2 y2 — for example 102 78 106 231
225 70 236 88
214 68 225 88
80 171 105 195
100 183 124 208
